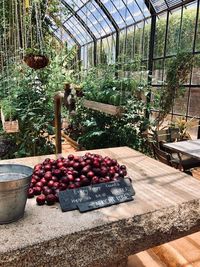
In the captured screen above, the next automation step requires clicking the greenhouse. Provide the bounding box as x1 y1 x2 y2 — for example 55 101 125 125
0 0 200 266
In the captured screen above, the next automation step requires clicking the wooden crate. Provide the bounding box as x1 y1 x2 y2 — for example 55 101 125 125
1 109 19 133
83 99 124 116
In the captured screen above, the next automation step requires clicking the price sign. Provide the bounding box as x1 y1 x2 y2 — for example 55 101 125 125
59 178 135 213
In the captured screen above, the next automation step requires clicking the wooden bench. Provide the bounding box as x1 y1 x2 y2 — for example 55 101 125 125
129 231 200 267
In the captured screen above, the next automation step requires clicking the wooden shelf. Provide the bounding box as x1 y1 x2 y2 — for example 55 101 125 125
83 99 124 116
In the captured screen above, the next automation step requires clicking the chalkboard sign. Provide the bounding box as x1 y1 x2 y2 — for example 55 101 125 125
58 178 135 213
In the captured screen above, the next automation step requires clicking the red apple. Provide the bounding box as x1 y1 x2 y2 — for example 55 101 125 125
27 188 34 198
46 194 56 205
36 195 46 205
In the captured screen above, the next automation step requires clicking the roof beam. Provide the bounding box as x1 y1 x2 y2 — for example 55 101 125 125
144 0 156 15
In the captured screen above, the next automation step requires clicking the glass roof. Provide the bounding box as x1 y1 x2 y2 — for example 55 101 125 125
101 0 150 28
49 0 193 46
46 16 77 47
77 1 115 38
63 16 93 45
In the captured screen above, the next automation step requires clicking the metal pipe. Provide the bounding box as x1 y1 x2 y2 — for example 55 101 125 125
54 91 64 154
145 14 156 118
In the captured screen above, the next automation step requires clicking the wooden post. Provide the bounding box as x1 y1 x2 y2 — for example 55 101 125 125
54 92 64 154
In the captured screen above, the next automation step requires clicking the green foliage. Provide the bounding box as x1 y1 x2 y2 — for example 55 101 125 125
68 89 151 154
82 63 146 105
67 62 153 153
82 64 123 105
0 43 79 158
0 63 55 158
0 99 17 121
0 132 17 159
41 46 78 97
154 51 194 127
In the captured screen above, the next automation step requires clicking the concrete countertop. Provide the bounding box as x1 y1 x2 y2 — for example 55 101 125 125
1 147 200 267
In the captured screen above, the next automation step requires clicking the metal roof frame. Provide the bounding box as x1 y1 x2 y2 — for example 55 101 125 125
48 0 197 46
61 0 97 41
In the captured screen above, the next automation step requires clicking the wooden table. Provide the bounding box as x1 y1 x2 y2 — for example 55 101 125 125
163 139 200 160
1 147 200 267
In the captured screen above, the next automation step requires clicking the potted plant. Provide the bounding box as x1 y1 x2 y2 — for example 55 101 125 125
0 99 19 133
81 65 129 116
170 117 194 141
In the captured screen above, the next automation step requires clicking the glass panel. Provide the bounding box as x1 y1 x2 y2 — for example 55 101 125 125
126 25 135 61
143 19 151 60
167 0 182 8
46 16 75 47
77 9 101 38
53 28 75 47
62 0 89 11
119 28 129 71
163 57 171 82
164 56 191 85
88 43 95 68
150 0 168 13
152 59 164 85
150 109 173 127
136 0 150 17
121 0 144 22
188 88 200 117
186 118 199 140
179 2 197 52
77 1 114 38
101 0 150 28
96 40 101 64
195 7 200 52
64 16 92 45
90 0 115 35
101 34 116 64
118 20 148 70
134 21 145 56
95 36 116 65
100 0 127 28
154 13 167 58
192 54 200 85
173 88 189 116
166 7 182 56
81 43 94 69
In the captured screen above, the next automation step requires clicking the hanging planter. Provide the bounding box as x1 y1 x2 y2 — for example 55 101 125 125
24 54 49 70
1 109 19 133
83 99 124 116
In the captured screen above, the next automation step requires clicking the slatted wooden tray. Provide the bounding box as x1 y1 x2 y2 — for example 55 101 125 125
1 109 19 133
83 99 124 116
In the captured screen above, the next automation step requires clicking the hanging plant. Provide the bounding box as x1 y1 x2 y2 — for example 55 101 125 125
23 0 50 70
24 48 49 70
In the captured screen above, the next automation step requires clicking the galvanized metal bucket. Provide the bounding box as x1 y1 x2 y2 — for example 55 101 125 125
0 164 33 224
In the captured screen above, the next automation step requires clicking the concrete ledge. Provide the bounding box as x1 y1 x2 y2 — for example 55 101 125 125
1 147 200 267
1 199 200 267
